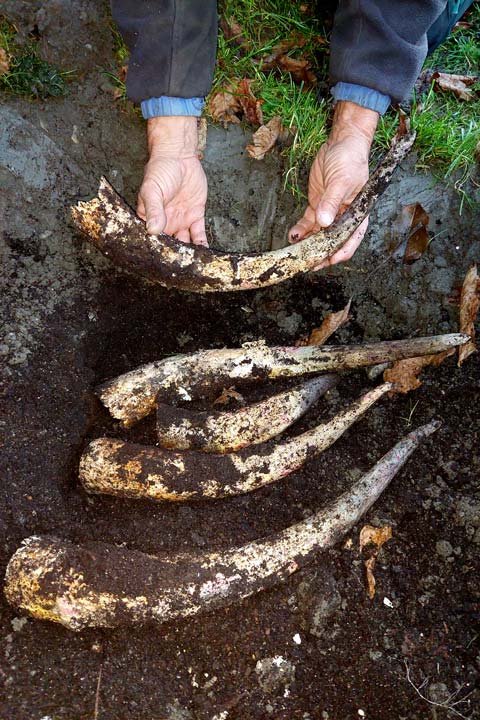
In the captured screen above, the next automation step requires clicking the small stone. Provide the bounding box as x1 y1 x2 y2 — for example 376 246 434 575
11 616 28 632
369 650 383 661
255 656 296 693
293 633 302 645
436 540 453 558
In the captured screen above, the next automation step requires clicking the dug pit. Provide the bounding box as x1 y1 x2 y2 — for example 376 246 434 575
1 5 479 716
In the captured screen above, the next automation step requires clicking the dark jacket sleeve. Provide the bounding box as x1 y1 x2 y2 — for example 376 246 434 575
110 0 218 103
329 0 448 103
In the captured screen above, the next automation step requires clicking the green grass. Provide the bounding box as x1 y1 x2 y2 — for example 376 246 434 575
211 0 331 194
376 7 480 207
0 17 72 98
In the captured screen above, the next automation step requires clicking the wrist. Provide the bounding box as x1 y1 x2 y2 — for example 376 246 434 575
147 116 199 159
329 101 378 148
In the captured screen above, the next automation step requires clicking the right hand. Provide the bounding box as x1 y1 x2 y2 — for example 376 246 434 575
137 116 208 246
288 101 379 269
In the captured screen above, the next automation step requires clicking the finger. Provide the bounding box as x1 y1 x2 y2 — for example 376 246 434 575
140 181 167 235
288 206 316 243
314 217 369 270
137 195 146 221
315 182 348 228
175 229 191 245
190 217 209 247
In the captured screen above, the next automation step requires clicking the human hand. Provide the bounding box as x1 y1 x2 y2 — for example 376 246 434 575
289 101 379 268
137 116 208 246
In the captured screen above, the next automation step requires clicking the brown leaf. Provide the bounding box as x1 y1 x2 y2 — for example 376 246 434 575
458 263 480 365
246 116 283 160
361 525 392 599
220 16 250 49
360 525 392 552
383 349 454 394
397 202 430 265
305 299 352 346
118 65 128 83
0 47 10 76
208 82 241 124
237 78 263 125
213 387 245 406
365 555 377 599
276 55 316 85
432 72 478 101
261 35 308 68
404 225 430 265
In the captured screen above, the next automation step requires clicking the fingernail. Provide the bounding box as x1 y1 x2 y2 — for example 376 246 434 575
317 211 334 227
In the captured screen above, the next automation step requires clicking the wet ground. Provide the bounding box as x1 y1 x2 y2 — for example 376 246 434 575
1 3 479 718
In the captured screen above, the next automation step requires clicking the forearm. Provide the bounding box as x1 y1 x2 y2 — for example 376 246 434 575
330 0 448 105
110 0 218 104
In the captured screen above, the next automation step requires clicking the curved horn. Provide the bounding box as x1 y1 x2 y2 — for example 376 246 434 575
80 383 391 501
97 334 469 426
156 375 339 453
5 421 440 630
70 131 415 293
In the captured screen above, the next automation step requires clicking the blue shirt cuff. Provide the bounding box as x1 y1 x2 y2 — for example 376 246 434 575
141 96 205 119
331 82 391 115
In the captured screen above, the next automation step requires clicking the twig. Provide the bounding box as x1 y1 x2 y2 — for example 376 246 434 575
404 660 473 719
94 666 102 720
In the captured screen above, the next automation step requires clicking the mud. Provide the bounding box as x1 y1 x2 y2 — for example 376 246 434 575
1 3 479 719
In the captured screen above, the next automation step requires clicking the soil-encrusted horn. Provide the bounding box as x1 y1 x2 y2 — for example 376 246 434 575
70 130 416 293
96 334 469 426
5 421 440 631
80 384 391 501
156 375 339 453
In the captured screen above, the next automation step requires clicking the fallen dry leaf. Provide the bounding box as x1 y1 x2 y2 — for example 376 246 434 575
305 299 352 346
276 55 316 85
238 78 264 125
0 47 9 76
383 349 454 394
432 72 479 101
365 556 377 599
360 525 392 599
261 35 308 67
360 524 392 552
208 82 241 124
213 387 245 406
392 202 430 265
220 16 250 50
458 263 480 365
246 116 283 160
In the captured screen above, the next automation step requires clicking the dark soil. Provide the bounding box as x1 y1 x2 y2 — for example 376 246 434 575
1 2 479 719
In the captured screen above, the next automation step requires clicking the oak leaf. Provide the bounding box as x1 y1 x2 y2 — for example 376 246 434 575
360 525 392 599
246 116 283 160
458 263 480 365
360 525 392 552
432 72 478 101
238 78 264 125
383 350 454 394
208 83 241 124
304 299 352 346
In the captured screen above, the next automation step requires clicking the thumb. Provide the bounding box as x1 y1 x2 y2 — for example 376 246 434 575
141 181 167 235
315 183 345 228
